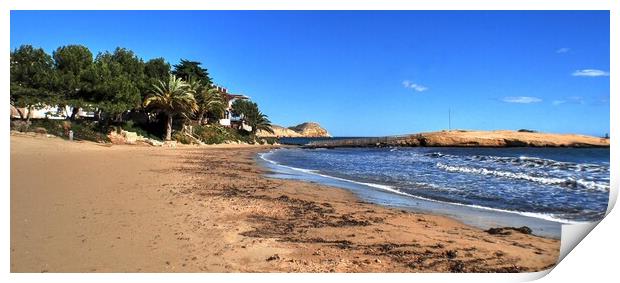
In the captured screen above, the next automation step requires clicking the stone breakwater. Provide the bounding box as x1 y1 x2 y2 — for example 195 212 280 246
304 130 610 148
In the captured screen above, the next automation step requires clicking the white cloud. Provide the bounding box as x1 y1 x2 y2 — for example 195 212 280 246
572 69 609 77
502 96 542 104
402 80 428 92
552 100 566 106
552 96 585 106
567 96 585 104
556 47 570 54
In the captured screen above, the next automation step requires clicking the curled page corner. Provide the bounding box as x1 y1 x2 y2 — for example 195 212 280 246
558 221 601 263
513 215 610 281
606 178 618 213
527 269 554 281
543 159 620 273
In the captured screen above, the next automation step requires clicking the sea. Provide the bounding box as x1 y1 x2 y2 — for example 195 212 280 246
259 138 610 238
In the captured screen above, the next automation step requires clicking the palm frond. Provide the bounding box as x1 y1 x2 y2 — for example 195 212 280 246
143 74 197 118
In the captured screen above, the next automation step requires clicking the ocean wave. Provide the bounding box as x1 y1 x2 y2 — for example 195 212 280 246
259 151 319 174
426 152 608 173
435 163 609 192
258 151 585 224
261 152 407 195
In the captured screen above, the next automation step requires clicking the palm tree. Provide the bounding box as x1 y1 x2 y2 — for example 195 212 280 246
143 75 198 141
190 82 226 125
247 110 275 135
231 99 274 135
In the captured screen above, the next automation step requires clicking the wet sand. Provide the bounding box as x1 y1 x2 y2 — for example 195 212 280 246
10 132 560 272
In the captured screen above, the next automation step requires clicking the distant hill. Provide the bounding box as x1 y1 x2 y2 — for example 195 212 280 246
287 122 331 137
257 122 331 138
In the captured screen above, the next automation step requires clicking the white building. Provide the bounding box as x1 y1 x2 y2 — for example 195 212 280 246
213 86 252 131
10 104 95 120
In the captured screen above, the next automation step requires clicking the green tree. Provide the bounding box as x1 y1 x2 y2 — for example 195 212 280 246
231 99 253 119
231 100 274 134
109 47 147 93
172 59 212 86
246 110 274 135
53 45 93 94
143 75 198 141
10 45 58 120
89 48 144 119
52 45 94 118
144 57 171 94
200 87 226 124
188 80 226 125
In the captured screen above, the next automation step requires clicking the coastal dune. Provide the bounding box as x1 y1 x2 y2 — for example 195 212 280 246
11 133 559 272
306 130 610 148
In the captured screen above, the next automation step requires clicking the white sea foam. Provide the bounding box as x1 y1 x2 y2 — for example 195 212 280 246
258 150 585 224
436 163 609 192
427 152 608 173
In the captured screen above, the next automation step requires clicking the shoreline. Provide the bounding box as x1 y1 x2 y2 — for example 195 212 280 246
257 149 564 238
11 134 560 272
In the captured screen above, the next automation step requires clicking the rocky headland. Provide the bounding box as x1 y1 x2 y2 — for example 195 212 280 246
305 130 609 148
257 122 331 138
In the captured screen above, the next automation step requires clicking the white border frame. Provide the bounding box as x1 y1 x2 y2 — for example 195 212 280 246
2 1 616 282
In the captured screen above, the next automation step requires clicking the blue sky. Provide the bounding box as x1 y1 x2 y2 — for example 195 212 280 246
11 11 609 136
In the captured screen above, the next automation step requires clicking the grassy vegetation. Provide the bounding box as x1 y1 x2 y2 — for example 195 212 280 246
12 119 111 143
191 124 278 145
171 132 195 145
11 118 279 146
193 124 252 144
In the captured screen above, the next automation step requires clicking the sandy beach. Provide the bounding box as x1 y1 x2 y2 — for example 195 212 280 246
10 133 560 273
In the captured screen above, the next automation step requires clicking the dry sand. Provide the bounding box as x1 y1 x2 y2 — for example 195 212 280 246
10 133 559 272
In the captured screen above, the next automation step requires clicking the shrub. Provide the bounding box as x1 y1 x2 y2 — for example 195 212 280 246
193 124 252 144
196 125 233 144
17 119 110 143
258 137 278 145
26 119 66 137
33 127 47 134
10 120 31 132
121 120 162 141
172 132 195 144
517 129 537 133
70 122 111 143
